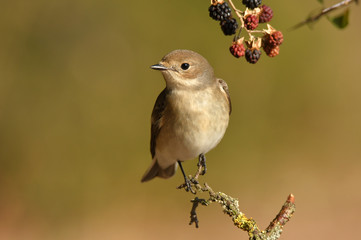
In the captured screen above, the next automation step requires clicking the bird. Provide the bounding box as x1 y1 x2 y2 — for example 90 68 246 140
141 49 231 191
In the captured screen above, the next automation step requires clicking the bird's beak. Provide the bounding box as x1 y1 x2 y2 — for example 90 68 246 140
150 63 169 71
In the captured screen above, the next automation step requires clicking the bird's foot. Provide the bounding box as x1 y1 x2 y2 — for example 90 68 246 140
177 176 196 194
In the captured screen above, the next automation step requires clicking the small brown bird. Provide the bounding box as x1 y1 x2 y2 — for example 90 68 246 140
141 50 231 190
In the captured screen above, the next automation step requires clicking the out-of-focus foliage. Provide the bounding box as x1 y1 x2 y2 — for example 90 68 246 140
328 9 349 28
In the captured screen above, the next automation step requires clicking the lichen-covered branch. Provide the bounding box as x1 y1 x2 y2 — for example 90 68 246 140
178 164 296 240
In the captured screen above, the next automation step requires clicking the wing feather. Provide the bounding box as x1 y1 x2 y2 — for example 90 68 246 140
218 78 232 115
150 88 168 158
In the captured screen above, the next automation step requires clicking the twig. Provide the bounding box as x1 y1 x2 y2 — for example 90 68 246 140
290 0 358 30
189 197 209 228
264 194 296 239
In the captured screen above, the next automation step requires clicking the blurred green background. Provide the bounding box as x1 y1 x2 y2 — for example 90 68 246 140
0 0 360 239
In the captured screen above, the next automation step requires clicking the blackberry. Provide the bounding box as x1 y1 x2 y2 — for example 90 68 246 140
263 31 284 48
230 41 245 58
220 18 238 35
259 5 273 23
209 2 232 21
245 48 261 64
244 15 259 30
242 0 262 9
264 45 279 57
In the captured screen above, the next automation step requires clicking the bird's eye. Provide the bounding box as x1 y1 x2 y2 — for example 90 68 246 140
181 63 190 70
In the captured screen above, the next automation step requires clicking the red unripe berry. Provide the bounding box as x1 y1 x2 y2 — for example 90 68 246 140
244 15 259 30
264 45 279 57
263 30 283 48
230 42 245 58
259 5 273 23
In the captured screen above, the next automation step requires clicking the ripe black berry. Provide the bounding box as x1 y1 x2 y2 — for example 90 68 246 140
244 15 259 30
245 48 261 64
220 18 238 35
259 5 273 23
209 2 232 21
230 42 245 58
242 0 262 10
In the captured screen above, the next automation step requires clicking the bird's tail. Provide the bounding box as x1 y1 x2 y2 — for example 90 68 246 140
141 159 177 182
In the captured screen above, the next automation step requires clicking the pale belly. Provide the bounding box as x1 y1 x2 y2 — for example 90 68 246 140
155 88 229 169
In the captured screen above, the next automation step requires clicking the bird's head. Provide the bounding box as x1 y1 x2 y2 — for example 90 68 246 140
151 50 215 90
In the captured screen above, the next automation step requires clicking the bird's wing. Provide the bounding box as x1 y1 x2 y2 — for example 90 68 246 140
150 88 168 158
218 78 232 115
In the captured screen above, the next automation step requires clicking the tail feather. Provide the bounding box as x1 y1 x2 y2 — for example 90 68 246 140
141 160 177 182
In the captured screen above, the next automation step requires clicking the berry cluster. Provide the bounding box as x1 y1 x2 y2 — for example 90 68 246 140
208 0 282 64
209 0 238 35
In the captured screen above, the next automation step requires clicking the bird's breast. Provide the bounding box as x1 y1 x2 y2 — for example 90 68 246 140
159 88 229 161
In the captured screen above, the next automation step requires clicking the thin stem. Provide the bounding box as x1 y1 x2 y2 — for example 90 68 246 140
228 0 265 39
249 30 264 34
291 0 358 30
228 0 244 22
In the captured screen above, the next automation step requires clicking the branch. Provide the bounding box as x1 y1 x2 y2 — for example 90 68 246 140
177 164 296 240
290 0 358 30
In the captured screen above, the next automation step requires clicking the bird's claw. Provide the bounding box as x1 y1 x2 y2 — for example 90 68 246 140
177 177 196 194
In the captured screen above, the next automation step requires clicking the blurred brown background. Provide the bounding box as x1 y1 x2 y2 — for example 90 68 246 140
0 0 360 239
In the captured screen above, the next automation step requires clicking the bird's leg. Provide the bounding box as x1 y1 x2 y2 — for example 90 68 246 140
177 161 195 194
198 154 207 175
